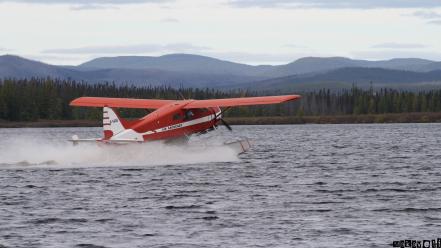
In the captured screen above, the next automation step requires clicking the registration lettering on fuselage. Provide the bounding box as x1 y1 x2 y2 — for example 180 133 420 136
161 123 183 132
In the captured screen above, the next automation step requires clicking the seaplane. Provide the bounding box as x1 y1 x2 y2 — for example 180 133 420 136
69 95 301 153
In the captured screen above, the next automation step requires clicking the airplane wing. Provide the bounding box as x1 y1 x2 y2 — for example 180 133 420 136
183 95 301 109
70 97 175 109
70 95 301 109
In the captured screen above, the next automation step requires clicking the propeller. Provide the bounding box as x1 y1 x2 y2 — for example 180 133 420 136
215 107 233 132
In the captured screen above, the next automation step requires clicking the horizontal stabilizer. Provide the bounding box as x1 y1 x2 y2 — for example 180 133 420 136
70 97 174 109
69 135 144 145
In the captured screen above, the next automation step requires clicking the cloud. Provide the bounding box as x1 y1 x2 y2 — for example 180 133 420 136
228 0 441 9
412 10 441 19
282 44 308 49
351 50 441 61
0 0 172 4
409 10 441 25
0 47 11 52
0 0 175 11
371 42 427 49
161 18 179 23
0 0 173 11
70 4 119 10
42 43 211 54
428 20 441 25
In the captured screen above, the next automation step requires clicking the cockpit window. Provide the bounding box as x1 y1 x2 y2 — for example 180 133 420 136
173 113 182 120
184 110 194 120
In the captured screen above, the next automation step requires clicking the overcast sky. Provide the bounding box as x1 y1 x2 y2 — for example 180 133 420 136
0 0 440 65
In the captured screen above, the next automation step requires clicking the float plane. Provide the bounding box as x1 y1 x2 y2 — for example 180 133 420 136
69 95 301 153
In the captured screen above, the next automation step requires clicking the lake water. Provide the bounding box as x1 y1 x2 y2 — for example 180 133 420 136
0 124 441 248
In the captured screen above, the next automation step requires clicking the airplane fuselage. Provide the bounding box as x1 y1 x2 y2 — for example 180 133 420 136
104 101 221 142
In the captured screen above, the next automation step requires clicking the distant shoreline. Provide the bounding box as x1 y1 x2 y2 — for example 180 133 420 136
1 112 441 128
226 112 441 125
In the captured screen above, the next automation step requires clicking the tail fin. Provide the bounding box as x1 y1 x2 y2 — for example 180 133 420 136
103 107 127 140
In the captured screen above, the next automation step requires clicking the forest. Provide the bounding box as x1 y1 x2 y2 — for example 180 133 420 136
1 78 441 122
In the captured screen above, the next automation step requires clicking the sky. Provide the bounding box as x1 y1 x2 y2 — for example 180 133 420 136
0 0 440 65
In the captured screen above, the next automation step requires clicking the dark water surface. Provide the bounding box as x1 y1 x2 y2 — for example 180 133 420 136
1 124 441 248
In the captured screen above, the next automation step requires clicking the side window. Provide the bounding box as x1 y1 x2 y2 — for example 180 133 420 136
173 113 181 120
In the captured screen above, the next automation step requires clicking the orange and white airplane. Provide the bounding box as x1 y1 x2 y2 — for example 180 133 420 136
69 95 301 149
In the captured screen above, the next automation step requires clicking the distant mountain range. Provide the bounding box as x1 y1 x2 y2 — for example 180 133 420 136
1 53 441 91
238 67 441 91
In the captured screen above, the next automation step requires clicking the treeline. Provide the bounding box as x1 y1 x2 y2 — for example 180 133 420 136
295 87 441 116
0 78 245 121
0 78 441 121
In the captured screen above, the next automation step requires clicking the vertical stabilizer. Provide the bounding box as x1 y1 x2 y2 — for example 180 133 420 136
103 107 126 140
